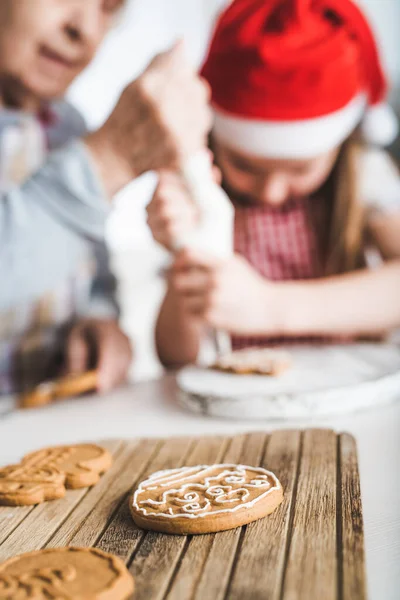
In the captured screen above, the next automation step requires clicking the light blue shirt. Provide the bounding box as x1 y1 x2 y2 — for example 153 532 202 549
0 102 118 393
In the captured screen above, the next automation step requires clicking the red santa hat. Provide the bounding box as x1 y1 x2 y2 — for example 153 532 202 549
201 0 398 159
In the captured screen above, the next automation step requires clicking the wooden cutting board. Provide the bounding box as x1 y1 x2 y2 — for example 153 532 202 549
0 430 366 600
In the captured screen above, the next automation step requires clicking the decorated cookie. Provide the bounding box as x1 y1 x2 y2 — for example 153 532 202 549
130 464 283 534
0 444 112 506
19 370 98 409
0 547 134 599
212 348 291 376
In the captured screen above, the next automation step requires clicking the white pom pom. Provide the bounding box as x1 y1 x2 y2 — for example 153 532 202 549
360 103 399 146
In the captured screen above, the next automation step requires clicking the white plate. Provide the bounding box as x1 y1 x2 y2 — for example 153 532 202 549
177 343 400 420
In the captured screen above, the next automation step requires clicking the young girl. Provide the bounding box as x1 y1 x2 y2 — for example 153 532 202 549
147 0 400 366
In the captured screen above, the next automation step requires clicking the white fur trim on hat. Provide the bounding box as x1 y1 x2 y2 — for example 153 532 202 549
360 103 399 147
213 94 368 159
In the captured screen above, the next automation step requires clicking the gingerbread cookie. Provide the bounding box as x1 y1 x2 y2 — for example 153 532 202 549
23 444 112 489
55 370 98 400
130 464 283 535
20 370 98 409
0 547 134 599
0 466 65 506
212 348 291 376
0 444 112 506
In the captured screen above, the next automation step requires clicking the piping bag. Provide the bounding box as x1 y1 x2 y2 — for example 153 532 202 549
173 150 234 357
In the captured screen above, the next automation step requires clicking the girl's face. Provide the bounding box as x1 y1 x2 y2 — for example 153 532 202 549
214 139 339 206
0 0 123 105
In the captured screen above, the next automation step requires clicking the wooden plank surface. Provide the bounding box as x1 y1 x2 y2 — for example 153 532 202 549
0 430 366 600
0 506 33 547
282 429 338 600
339 433 367 600
228 430 301 600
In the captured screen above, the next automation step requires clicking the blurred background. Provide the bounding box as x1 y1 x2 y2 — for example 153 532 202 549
66 0 400 380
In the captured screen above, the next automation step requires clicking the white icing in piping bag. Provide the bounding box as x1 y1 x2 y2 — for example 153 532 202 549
175 151 234 356
177 152 233 259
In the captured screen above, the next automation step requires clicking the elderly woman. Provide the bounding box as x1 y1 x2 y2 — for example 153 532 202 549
0 0 210 394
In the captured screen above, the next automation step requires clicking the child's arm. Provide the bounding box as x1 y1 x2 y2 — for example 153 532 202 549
276 260 400 337
156 283 202 367
156 250 400 364
156 256 400 366
367 213 400 260
279 211 400 336
155 251 277 366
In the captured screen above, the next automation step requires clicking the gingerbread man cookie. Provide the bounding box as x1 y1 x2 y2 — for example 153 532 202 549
0 547 134 600
212 348 291 376
130 464 283 534
23 444 113 488
0 444 112 506
0 466 65 506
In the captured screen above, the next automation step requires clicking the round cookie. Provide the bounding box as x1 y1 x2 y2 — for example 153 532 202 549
130 464 283 535
0 547 134 599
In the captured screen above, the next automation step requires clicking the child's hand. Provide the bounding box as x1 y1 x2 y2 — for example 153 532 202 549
65 319 132 393
146 171 200 251
170 250 276 335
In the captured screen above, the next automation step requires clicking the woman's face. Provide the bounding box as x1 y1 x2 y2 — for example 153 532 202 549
214 139 339 206
0 0 123 105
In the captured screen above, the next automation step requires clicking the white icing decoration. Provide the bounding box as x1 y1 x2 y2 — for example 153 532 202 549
132 464 281 520
213 488 250 504
206 486 231 497
182 501 210 513
225 475 245 483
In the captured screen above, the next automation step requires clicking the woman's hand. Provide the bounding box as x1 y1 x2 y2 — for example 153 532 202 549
64 319 132 393
86 43 212 196
169 250 281 335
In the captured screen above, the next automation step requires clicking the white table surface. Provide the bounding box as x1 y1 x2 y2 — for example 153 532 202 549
1 375 399 600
